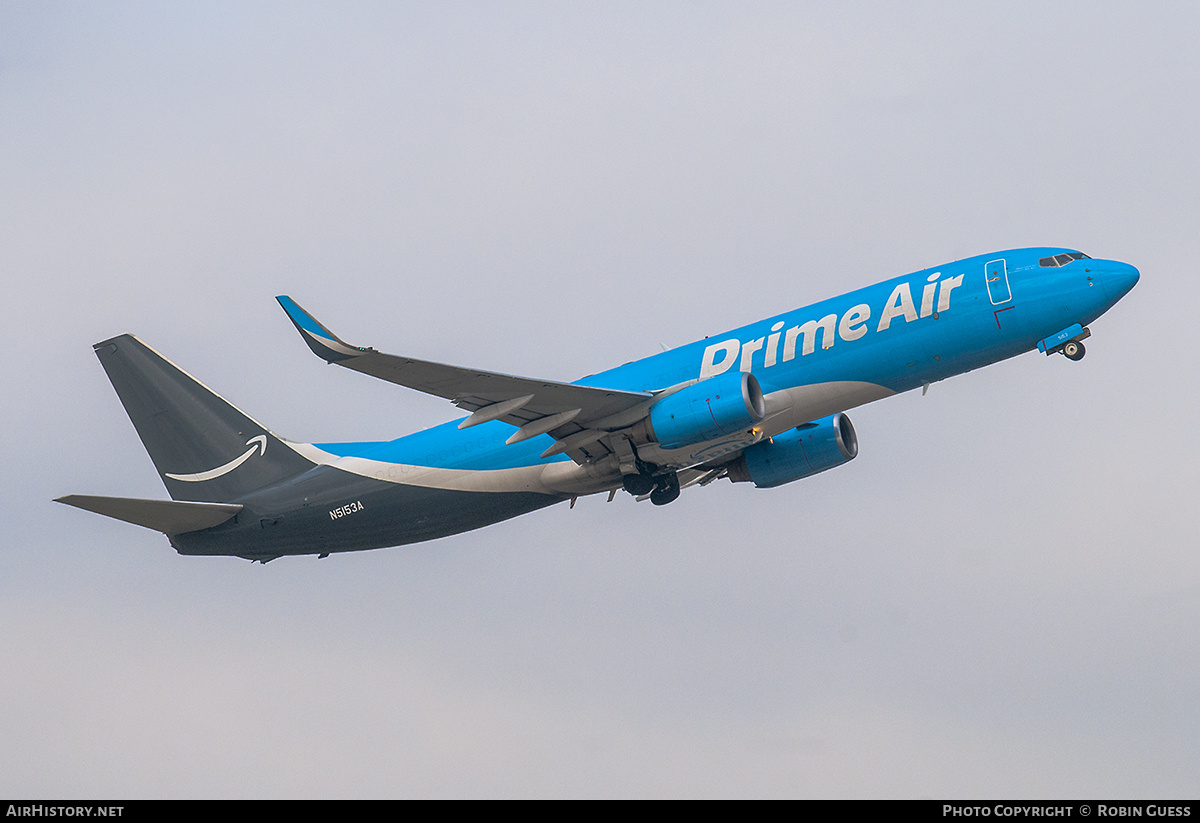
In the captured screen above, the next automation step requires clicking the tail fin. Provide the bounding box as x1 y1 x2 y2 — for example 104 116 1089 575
94 334 315 502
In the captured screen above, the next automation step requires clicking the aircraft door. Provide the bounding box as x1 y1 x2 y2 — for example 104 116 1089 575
985 259 1011 304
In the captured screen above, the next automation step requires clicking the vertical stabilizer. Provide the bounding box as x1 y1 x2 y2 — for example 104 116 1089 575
93 334 314 502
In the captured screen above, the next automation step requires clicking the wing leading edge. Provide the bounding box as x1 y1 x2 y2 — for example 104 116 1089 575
276 296 655 461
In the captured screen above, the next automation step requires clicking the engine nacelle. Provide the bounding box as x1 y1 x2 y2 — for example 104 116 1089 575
728 413 858 488
648 371 766 450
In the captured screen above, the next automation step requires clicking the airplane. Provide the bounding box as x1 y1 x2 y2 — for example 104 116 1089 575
57 247 1139 562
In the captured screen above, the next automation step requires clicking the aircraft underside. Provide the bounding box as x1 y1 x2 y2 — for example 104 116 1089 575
171 474 566 561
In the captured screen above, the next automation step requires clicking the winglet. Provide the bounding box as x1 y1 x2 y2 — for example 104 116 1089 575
276 296 367 363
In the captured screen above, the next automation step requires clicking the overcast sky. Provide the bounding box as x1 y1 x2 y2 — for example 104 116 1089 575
3 1 1198 798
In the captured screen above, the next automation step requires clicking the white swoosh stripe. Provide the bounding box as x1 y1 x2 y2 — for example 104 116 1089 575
166 435 267 482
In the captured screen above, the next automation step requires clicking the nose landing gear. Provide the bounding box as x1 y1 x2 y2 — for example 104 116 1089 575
1038 324 1091 361
1062 340 1086 361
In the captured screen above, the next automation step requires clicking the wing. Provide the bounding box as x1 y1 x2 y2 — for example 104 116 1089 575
276 296 654 461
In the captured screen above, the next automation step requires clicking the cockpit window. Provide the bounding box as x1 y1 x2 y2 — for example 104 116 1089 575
1039 252 1091 267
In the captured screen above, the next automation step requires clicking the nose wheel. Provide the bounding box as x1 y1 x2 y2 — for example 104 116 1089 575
1063 341 1086 361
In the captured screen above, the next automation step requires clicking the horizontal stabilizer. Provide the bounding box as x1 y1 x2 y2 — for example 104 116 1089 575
55 495 242 535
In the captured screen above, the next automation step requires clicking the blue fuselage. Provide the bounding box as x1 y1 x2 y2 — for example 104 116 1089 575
173 247 1138 560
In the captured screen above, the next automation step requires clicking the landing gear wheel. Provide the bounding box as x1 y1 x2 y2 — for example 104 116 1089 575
622 473 655 496
1063 341 1086 361
649 472 681 506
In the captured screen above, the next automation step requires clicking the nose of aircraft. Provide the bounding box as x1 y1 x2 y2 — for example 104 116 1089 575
1099 260 1140 303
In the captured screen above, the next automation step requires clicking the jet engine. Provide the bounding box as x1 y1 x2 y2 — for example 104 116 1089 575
647 371 766 449
726 413 858 488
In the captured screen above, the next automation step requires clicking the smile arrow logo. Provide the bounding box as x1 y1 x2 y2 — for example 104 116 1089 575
165 435 267 482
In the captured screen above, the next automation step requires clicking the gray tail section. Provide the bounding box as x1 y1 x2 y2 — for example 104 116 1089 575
94 334 315 503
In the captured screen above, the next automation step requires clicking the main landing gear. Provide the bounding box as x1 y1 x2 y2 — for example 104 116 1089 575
617 442 681 506
621 469 681 506
1062 340 1086 361
649 472 680 506
622 473 655 496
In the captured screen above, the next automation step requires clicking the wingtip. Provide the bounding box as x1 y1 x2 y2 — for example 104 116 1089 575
275 296 363 363
276 295 331 338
